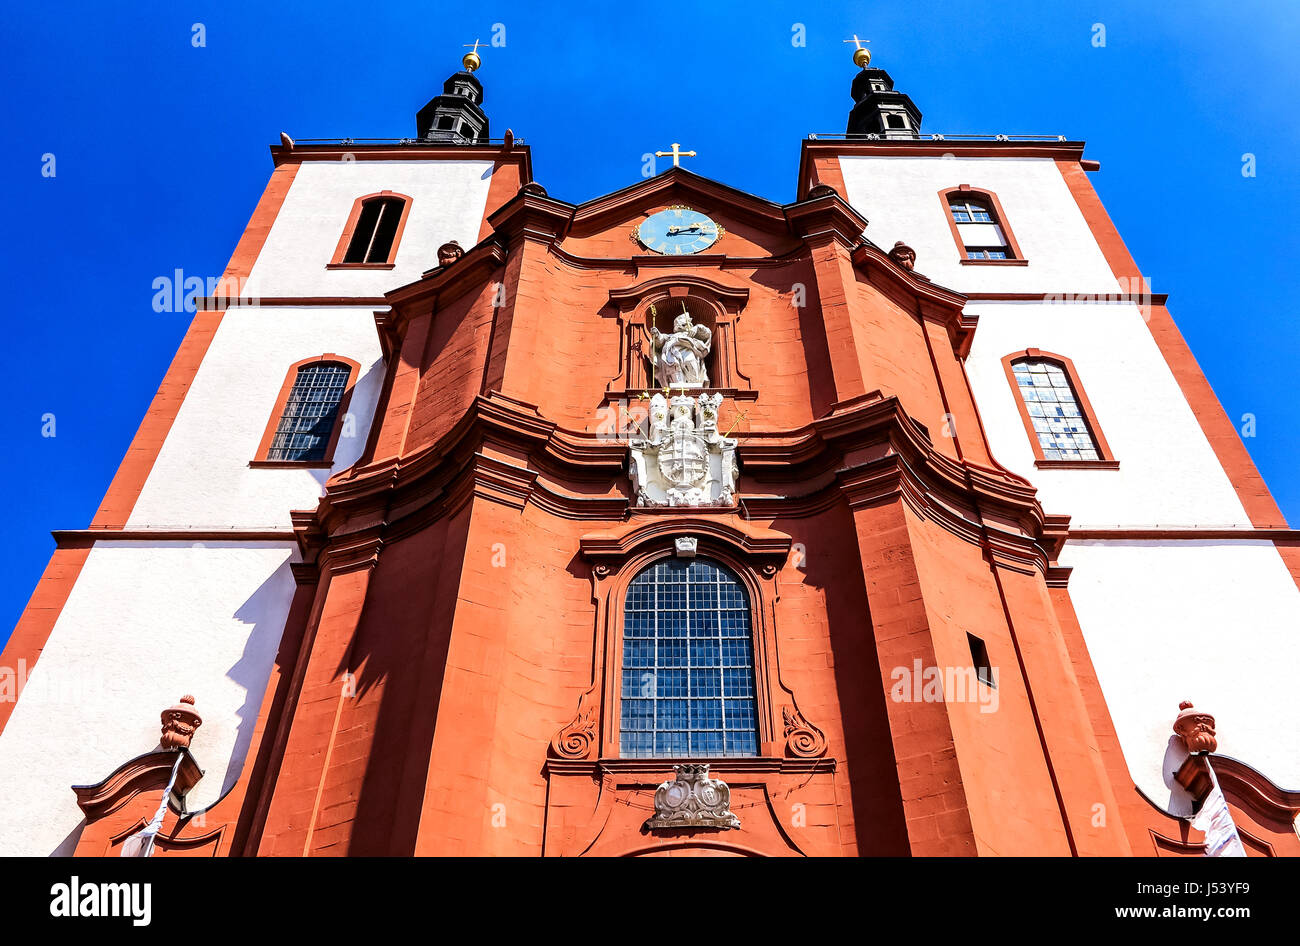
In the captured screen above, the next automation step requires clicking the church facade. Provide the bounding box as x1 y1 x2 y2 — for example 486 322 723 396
2 49 1298 857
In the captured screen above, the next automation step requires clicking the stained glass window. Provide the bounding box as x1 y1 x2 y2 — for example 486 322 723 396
1012 359 1101 460
620 558 759 759
266 362 351 462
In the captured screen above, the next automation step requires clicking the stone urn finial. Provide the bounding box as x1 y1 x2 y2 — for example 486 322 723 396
160 695 203 750
1173 700 1217 754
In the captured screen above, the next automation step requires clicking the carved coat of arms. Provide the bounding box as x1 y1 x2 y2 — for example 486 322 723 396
644 764 741 830
629 393 738 507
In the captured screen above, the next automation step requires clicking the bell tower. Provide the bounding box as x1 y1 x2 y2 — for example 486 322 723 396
843 38 922 139
417 41 491 143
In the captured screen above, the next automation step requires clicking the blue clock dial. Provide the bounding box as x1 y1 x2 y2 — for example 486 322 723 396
635 207 722 255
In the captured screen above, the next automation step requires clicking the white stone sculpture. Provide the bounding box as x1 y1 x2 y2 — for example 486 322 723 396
644 764 740 831
648 310 712 388
629 392 738 507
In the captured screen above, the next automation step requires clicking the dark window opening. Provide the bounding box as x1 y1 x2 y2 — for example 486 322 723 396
342 197 405 264
886 113 906 128
436 115 455 130
967 633 996 688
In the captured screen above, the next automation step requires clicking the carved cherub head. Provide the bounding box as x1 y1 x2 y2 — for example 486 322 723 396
889 241 916 271
437 240 464 267
1173 701 1218 754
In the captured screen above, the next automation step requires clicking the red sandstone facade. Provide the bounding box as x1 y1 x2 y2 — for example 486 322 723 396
6 52 1299 856
32 149 1295 857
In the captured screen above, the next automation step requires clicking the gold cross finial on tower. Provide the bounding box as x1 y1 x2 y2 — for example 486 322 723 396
654 142 697 168
843 34 871 68
462 39 484 72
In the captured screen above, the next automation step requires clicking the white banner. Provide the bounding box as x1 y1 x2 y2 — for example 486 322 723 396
1190 762 1246 857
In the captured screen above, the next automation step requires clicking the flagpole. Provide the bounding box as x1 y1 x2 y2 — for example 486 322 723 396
121 751 184 858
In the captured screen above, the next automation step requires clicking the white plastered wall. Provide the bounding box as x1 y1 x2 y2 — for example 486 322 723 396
0 541 297 856
242 159 495 298
838 151 1297 813
964 300 1250 528
837 155 1120 295
1060 539 1300 813
126 305 384 530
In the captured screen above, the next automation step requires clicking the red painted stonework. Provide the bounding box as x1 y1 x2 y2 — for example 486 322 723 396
178 166 1145 856
57 149 1296 857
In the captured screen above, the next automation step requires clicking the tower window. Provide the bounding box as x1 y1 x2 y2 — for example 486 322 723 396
940 186 1025 263
252 355 361 466
329 192 413 268
1002 351 1116 467
886 113 906 129
343 197 404 263
620 558 759 759
437 115 455 130
266 362 352 462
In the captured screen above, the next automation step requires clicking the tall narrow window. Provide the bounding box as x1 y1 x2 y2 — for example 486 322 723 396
329 192 412 268
939 186 1025 263
1004 352 1116 466
261 361 353 463
620 558 759 759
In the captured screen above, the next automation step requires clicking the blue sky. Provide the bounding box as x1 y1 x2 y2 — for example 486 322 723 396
1 1 1297 641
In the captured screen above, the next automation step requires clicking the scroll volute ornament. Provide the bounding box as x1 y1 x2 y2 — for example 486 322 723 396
160 695 202 750
782 705 827 758
1173 701 1217 754
550 696 598 759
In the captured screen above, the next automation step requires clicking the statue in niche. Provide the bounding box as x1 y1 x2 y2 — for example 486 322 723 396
646 302 712 388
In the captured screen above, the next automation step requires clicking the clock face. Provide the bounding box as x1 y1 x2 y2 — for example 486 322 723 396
634 207 722 255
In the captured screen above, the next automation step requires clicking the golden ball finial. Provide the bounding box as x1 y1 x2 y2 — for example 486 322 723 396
462 39 483 73
853 46 871 68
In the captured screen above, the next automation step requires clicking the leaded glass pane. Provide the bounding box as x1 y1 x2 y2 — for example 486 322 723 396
1012 359 1102 461
619 558 759 758
266 363 351 462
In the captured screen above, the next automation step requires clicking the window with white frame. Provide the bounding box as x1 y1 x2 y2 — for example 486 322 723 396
948 194 1012 259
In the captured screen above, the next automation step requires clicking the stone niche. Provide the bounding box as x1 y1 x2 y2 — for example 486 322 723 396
629 391 738 507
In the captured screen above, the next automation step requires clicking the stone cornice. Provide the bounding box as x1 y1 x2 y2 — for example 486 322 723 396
72 748 203 821
289 389 1059 578
570 167 790 236
782 186 869 247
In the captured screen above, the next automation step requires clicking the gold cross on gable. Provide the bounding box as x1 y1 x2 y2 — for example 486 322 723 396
655 142 697 168
843 34 871 68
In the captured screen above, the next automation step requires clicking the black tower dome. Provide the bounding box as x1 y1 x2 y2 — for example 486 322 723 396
417 68 490 143
846 66 922 139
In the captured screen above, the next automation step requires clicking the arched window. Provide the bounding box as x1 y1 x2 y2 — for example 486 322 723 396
252 356 360 466
939 186 1025 264
1002 350 1116 467
620 557 759 759
328 192 412 268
